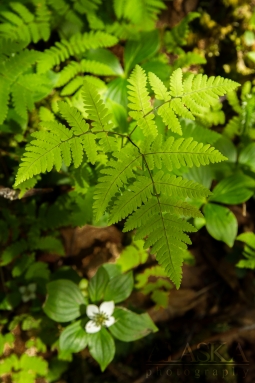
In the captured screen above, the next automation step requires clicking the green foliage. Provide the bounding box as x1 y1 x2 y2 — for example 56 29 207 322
0 1 51 44
224 82 255 139
0 49 52 124
1 1 253 377
14 64 239 287
164 12 200 53
43 265 156 371
37 31 118 74
236 232 255 269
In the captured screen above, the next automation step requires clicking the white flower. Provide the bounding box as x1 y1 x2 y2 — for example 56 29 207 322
85 301 115 334
19 283 36 302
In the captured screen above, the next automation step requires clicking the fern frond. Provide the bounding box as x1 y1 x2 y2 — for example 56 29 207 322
125 199 197 287
93 145 142 221
172 52 206 71
157 103 182 135
56 59 115 88
128 65 157 137
0 50 46 124
148 72 170 101
114 0 166 26
0 1 50 43
83 81 117 152
164 12 200 53
37 32 118 73
58 102 89 134
136 68 238 136
109 171 209 223
144 134 227 171
60 76 84 96
15 101 100 186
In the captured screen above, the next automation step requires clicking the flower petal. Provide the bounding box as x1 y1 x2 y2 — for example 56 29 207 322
86 304 99 319
99 301 114 316
104 315 115 328
28 283 36 293
85 320 101 334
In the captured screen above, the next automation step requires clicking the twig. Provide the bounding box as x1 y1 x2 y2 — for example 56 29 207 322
0 188 53 201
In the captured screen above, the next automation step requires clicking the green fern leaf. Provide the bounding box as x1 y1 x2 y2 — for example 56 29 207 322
93 145 141 221
109 171 209 224
0 50 46 124
157 103 182 135
58 102 89 134
145 135 227 171
148 72 170 101
37 31 118 73
128 65 157 137
83 81 117 152
170 68 183 97
126 201 196 287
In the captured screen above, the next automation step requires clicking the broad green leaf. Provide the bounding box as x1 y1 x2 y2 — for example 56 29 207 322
124 30 160 74
239 143 255 172
183 166 213 189
59 320 88 353
88 267 109 303
109 307 158 342
213 136 237 163
237 232 255 248
104 271 133 303
25 262 50 282
0 240 28 266
204 203 238 247
86 48 123 76
44 280 85 322
209 174 255 204
116 240 148 272
106 77 128 107
88 327 115 371
102 263 122 279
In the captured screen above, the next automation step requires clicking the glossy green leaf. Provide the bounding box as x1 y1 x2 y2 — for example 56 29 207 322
213 136 237 163
44 280 85 322
88 266 109 303
124 30 159 74
102 263 122 279
106 77 128 107
239 142 255 172
237 232 255 248
204 203 238 247
104 271 133 303
109 307 158 342
59 320 88 353
209 174 255 204
86 48 123 75
88 327 115 371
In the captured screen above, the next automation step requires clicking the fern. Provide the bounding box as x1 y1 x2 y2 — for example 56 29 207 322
224 85 255 138
15 65 239 287
0 49 52 124
14 102 97 185
56 59 115 88
164 12 200 54
0 1 50 44
37 31 118 73
113 0 166 28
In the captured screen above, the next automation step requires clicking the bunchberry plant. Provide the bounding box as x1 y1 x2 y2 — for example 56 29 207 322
43 265 157 370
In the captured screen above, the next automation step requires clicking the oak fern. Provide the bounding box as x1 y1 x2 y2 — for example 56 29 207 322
15 65 239 287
